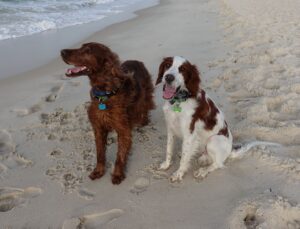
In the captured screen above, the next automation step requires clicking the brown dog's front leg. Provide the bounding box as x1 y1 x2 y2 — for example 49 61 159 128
89 127 108 180
112 126 132 185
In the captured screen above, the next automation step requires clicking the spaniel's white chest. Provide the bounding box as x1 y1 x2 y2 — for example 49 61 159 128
163 99 198 138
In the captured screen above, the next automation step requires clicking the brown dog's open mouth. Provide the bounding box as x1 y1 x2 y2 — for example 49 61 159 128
65 66 89 77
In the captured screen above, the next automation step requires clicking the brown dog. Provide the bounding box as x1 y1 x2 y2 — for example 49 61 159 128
61 42 155 184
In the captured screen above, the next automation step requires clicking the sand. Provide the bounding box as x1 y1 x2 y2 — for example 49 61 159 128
0 0 299 228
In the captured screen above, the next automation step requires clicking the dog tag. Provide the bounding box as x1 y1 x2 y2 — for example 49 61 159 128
173 103 182 112
98 103 107 110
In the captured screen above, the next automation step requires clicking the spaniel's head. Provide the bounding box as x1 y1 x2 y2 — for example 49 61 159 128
61 42 120 77
156 56 201 100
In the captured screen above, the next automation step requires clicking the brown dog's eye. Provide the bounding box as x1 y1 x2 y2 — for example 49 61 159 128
84 46 92 53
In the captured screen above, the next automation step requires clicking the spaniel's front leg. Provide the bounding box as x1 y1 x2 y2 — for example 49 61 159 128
159 126 175 170
170 137 197 182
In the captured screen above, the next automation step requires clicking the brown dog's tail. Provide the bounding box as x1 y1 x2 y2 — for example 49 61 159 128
121 60 155 111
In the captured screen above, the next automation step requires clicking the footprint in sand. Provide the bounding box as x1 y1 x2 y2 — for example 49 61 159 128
130 177 150 194
12 83 64 117
229 195 300 229
45 83 64 102
62 209 124 229
77 188 95 200
243 212 259 229
0 163 8 177
0 130 32 170
0 130 15 156
0 187 42 212
135 128 150 142
49 148 64 158
28 103 43 113
4 154 33 169
12 102 43 117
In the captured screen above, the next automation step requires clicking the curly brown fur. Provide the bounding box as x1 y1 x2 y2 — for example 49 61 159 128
61 42 155 184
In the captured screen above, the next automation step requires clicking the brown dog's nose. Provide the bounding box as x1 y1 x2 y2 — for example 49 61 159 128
60 49 68 58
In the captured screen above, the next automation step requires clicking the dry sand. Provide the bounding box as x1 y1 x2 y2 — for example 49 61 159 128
0 0 299 228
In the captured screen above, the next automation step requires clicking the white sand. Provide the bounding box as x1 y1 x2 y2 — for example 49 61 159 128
0 0 299 228
218 0 300 147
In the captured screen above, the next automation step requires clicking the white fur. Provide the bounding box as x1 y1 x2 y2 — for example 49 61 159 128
159 92 233 182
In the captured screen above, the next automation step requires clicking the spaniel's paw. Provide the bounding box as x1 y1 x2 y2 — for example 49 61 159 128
193 168 208 179
198 154 211 167
170 170 184 183
158 161 171 171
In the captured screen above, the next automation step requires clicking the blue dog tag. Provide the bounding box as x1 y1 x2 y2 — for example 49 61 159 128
98 103 107 110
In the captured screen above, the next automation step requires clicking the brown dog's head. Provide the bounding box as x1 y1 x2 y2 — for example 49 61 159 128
61 42 120 78
156 56 201 99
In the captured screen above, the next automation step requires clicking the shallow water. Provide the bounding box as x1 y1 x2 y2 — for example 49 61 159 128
0 0 150 40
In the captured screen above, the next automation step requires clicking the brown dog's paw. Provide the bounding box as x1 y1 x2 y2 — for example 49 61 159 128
89 168 105 180
111 173 125 185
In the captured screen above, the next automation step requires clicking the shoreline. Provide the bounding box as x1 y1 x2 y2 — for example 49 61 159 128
0 0 159 80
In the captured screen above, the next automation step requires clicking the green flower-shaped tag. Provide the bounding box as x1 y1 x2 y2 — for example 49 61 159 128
172 103 182 112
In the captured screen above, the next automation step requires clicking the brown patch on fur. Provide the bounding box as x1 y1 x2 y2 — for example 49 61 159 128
155 57 173 85
190 90 219 133
218 121 229 137
179 62 201 98
61 43 155 184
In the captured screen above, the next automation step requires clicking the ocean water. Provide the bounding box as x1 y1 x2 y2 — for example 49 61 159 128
0 0 149 40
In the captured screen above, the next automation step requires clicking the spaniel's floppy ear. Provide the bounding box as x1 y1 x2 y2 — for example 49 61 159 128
185 63 201 97
155 60 165 85
156 57 172 85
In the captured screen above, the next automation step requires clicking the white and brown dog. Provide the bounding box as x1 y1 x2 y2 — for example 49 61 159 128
156 56 279 182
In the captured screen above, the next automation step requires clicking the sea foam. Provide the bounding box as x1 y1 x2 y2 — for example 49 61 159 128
0 0 149 40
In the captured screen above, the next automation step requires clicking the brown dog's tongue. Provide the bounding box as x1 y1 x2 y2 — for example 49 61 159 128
66 66 87 76
67 67 81 74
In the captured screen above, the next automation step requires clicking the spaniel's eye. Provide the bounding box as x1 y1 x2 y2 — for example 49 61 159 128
179 66 186 72
165 63 171 68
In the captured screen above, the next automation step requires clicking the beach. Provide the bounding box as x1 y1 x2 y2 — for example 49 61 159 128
0 0 299 228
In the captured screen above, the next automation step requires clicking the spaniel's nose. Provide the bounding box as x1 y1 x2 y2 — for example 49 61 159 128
165 74 175 84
